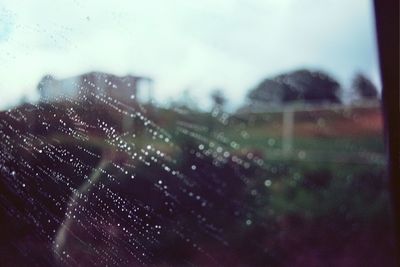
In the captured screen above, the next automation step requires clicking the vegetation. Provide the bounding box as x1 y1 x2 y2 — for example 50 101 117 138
247 69 341 107
351 73 379 100
0 68 394 266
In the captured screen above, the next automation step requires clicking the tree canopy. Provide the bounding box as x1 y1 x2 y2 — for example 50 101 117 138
351 73 378 100
247 69 342 106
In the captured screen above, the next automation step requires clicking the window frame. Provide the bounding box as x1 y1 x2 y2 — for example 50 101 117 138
374 0 400 258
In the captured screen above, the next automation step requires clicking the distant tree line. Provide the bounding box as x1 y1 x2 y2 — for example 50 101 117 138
245 69 378 108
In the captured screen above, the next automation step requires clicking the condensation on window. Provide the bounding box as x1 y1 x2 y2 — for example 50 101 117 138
0 1 396 266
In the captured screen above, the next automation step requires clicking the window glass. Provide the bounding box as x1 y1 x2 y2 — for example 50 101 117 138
0 1 396 266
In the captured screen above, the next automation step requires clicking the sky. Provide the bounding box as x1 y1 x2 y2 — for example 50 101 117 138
0 0 380 110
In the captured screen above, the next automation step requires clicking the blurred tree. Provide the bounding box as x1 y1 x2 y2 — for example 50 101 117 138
172 88 199 111
351 73 379 100
278 69 341 103
247 69 341 108
211 89 227 108
247 79 286 105
209 89 227 133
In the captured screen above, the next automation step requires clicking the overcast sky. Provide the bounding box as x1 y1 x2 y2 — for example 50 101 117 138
0 0 379 110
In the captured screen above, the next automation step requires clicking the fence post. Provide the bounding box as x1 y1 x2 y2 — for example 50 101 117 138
282 106 294 154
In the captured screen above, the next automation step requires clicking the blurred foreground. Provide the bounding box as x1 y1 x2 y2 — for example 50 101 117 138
0 82 396 266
